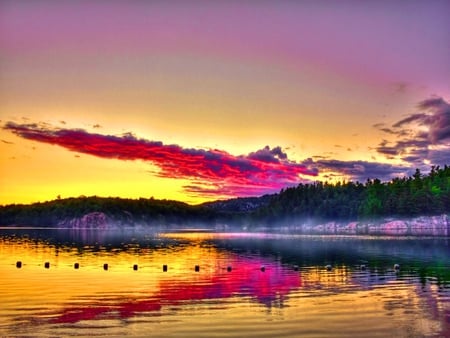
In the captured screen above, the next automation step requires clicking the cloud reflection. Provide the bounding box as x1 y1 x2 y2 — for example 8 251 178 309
50 256 300 324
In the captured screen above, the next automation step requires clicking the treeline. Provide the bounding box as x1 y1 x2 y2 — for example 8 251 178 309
252 166 450 223
1 166 449 227
0 196 214 227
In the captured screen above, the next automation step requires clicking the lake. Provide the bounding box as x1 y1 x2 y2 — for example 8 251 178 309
0 227 449 337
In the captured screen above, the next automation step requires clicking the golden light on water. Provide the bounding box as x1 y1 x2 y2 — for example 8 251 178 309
0 231 448 337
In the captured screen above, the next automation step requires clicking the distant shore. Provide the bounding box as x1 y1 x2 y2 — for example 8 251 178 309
2 211 447 237
284 214 449 236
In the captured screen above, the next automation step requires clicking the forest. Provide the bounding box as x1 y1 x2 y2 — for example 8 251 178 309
0 196 214 227
254 165 450 224
0 165 449 227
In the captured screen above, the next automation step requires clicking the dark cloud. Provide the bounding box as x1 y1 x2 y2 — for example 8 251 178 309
392 113 426 128
314 159 410 182
418 97 447 110
374 125 410 138
393 97 450 143
428 147 450 165
396 138 429 149
247 145 288 163
401 155 422 163
1 139 14 144
379 127 397 135
374 96 450 169
375 145 399 157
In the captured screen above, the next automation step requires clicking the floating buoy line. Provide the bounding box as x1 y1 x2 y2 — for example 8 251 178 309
11 260 404 272
11 261 245 272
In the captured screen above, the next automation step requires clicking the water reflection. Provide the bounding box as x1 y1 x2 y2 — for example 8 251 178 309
50 255 300 324
0 228 449 337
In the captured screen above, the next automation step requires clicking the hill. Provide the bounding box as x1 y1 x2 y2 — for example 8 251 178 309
0 165 449 229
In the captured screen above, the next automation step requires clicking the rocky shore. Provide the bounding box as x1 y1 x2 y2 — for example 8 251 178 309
57 211 450 236
296 214 449 236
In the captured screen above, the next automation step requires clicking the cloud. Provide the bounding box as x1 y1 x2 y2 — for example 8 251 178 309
5 97 448 201
3 122 318 199
247 145 288 163
392 97 450 143
392 113 426 128
313 159 410 182
374 96 450 169
375 145 399 157
428 147 450 165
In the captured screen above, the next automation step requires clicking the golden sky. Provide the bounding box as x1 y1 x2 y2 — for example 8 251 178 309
1 1 449 205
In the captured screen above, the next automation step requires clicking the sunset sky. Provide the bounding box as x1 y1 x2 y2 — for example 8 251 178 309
1 1 449 205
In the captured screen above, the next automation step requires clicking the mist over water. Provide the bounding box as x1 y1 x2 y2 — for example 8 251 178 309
0 227 449 337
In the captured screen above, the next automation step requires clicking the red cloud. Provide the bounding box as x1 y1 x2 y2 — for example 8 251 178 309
4 122 318 198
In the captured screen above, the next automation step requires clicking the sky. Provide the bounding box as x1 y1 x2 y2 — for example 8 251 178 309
0 0 449 205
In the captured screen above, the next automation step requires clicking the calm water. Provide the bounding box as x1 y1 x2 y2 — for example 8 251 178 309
0 228 449 337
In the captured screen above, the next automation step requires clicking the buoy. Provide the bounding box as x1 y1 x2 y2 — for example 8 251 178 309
195 265 200 272
103 263 109 271
133 264 138 271
293 265 299 271
163 264 168 272
394 264 400 270
360 264 367 270
227 266 232 272
260 266 266 272
16 261 22 268
326 264 332 271
74 263 80 269
44 262 50 269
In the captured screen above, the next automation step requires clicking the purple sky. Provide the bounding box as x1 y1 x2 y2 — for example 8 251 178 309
0 1 449 203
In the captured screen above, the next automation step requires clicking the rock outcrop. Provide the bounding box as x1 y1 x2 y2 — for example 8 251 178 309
58 212 108 229
298 214 449 236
